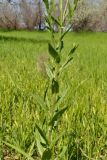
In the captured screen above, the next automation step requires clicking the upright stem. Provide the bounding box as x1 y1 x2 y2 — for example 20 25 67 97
60 0 63 27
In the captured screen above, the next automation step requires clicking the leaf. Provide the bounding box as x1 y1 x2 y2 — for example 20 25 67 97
51 16 61 27
56 40 64 52
42 148 52 160
44 83 49 101
36 138 44 157
60 26 72 40
74 0 79 7
63 57 73 68
68 44 78 56
59 44 78 72
49 106 68 127
45 25 51 31
59 40 64 52
36 124 48 146
45 64 54 79
59 57 73 73
28 141 35 157
48 43 60 63
45 17 54 32
43 0 49 10
56 88 69 107
2 141 34 160
51 79 59 94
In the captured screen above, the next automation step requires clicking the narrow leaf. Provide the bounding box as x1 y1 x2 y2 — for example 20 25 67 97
68 44 78 56
36 124 48 146
45 17 54 32
44 83 49 101
59 40 64 52
60 25 72 40
36 138 44 157
74 0 80 9
28 141 35 157
49 106 68 126
51 16 61 26
48 43 60 63
43 0 49 10
59 57 73 73
63 57 73 68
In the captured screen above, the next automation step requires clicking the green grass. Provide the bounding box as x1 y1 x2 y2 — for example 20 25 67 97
0 30 107 159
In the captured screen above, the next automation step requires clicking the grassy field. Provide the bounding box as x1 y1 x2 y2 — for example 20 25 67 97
0 30 107 159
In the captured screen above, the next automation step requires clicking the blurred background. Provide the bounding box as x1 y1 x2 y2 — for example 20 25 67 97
0 0 107 31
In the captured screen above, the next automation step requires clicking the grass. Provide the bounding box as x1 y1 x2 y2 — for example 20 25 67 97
0 30 107 159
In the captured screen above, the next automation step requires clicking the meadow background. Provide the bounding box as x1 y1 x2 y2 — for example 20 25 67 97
0 30 107 159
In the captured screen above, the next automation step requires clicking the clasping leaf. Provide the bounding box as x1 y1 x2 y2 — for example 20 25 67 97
51 79 59 94
48 43 60 63
49 106 68 127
